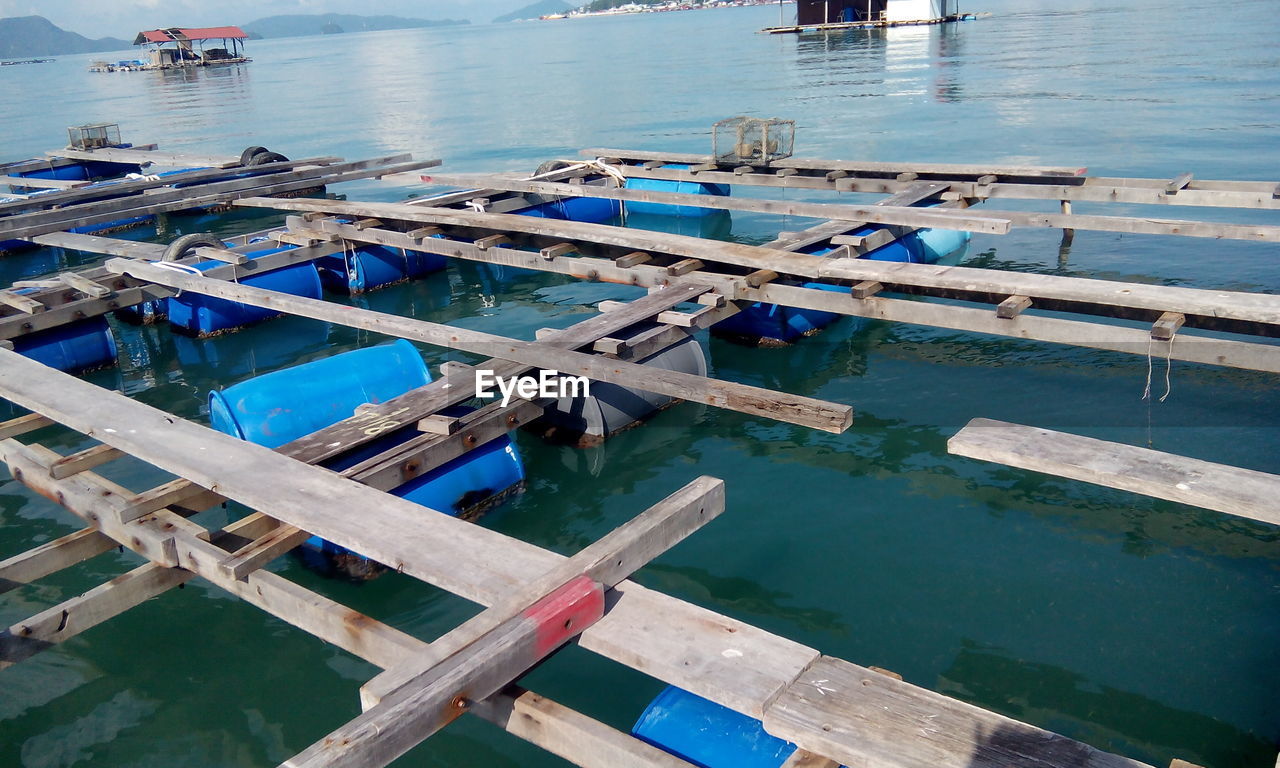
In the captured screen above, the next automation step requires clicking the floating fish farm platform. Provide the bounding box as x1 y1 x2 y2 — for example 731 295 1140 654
1 136 1278 768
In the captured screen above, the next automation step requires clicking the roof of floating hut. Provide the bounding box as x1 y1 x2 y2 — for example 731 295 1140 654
132 27 249 46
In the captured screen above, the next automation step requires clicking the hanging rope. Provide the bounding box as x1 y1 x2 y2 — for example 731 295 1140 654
1140 331 1176 402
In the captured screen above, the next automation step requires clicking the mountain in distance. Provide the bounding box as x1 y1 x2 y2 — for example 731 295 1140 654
242 14 468 40
493 0 575 22
0 16 129 58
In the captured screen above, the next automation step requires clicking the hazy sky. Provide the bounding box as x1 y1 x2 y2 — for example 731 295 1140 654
0 0 512 38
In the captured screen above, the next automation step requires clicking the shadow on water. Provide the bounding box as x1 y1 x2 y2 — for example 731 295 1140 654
948 641 1277 768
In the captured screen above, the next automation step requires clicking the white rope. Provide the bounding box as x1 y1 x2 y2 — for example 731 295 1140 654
465 199 487 213
1140 332 1176 402
147 260 203 298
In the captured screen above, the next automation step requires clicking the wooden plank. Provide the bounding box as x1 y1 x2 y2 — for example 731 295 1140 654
120 477 221 523
193 246 249 265
419 173 1010 235
0 413 53 439
470 686 699 768
1166 172 1193 194
287 576 608 768
1151 311 1185 341
106 261 852 434
0 156 344 218
946 419 1280 527
0 527 116 594
666 258 703 276
0 562 192 669
219 524 312 581
58 271 111 298
582 147 1087 178
763 656 1150 768
2 441 421 668
0 155 437 241
305 476 723 767
48 146 242 168
242 196 1280 333
748 281 1280 374
48 443 124 479
361 476 725 709
0 290 45 314
0 394 816 724
995 295 1033 319
850 281 882 299
27 231 167 259
780 751 841 768
0 175 90 189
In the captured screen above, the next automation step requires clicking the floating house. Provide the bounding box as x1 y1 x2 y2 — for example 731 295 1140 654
763 0 972 32
91 26 250 71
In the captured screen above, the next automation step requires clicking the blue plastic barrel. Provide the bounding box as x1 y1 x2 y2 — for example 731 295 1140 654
625 165 730 217
316 244 447 295
517 197 621 223
633 687 798 768
167 245 323 336
208 340 525 564
208 339 431 449
12 317 118 372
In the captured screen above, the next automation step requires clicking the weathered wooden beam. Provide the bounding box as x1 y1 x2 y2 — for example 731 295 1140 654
417 173 1011 234
119 477 222 523
105 261 853 434
0 412 53 439
470 686 700 768
219 524 312 581
581 147 1086 178
1165 172 1193 194
995 295 1033 319
360 476 725 710
0 290 44 314
193 246 250 265
1 441 421 669
57 271 111 298
48 442 125 479
303 476 723 768
0 527 116 594
947 419 1280 527
1151 311 1185 341
762 655 1149 768
0 562 191 669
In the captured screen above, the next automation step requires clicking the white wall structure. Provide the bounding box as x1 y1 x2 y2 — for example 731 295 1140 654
885 0 935 22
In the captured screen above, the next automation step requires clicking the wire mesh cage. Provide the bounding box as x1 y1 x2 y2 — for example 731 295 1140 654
67 123 122 151
712 117 796 164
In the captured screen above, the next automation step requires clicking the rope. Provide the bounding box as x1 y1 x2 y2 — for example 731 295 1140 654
1140 332 1176 402
147 260 203 298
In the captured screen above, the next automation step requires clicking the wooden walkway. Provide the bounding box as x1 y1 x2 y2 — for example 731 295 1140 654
1 140 1269 768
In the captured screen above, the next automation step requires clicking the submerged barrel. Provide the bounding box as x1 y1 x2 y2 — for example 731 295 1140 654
11 316 118 373
316 243 448 295
541 336 706 444
633 687 799 768
624 164 730 217
711 223 970 345
167 245 323 337
518 196 621 223
208 340 525 570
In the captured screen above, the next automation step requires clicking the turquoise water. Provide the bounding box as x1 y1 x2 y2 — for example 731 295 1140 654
2 1 1279 766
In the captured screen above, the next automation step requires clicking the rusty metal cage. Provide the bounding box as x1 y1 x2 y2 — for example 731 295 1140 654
712 117 795 164
67 123 122 151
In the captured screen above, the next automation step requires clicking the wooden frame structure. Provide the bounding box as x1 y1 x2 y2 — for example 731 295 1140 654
2 140 1274 767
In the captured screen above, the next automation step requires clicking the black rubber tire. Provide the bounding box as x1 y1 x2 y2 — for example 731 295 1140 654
533 159 575 177
239 146 269 166
162 232 225 262
248 151 289 166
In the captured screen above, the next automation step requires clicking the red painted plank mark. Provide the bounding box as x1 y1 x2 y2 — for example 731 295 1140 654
522 575 605 657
